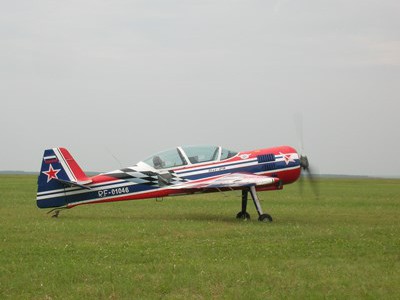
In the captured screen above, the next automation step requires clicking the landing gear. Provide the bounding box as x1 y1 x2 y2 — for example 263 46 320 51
52 210 60 218
47 208 63 218
236 190 251 220
258 213 273 222
236 211 251 219
236 186 273 222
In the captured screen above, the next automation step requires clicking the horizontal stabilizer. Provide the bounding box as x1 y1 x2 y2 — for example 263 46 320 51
53 178 92 190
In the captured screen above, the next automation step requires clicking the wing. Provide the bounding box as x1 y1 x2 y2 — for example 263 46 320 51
171 173 280 191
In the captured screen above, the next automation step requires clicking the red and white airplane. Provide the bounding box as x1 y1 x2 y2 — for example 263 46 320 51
37 145 313 221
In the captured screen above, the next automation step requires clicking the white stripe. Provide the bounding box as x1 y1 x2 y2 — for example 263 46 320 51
180 161 260 177
37 186 80 196
37 181 133 200
38 171 220 201
67 186 171 207
174 158 257 173
44 155 57 160
37 179 126 196
175 158 258 176
173 153 297 177
54 148 76 181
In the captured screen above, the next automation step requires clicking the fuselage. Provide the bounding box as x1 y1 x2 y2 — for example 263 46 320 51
36 145 301 209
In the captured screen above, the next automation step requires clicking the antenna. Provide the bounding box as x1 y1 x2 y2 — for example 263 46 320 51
106 147 123 169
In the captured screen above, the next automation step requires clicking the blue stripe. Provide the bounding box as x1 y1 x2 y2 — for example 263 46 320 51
37 197 67 208
181 160 299 181
37 182 159 208
37 179 130 197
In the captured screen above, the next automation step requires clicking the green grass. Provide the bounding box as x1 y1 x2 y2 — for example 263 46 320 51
0 175 399 299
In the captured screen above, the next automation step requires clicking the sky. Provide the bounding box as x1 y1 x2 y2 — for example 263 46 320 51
1 0 399 177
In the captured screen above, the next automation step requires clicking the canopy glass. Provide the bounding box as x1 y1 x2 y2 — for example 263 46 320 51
142 145 238 169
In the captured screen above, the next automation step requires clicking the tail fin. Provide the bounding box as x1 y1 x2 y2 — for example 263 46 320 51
37 148 92 208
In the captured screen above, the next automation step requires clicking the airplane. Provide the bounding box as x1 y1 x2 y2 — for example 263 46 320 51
36 145 314 221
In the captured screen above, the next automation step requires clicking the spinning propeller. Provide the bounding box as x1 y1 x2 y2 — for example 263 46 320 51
295 114 319 198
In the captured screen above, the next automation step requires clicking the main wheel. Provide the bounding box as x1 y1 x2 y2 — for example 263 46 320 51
258 213 273 222
236 211 250 220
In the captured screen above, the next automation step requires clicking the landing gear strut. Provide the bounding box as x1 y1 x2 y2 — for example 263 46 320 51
236 186 273 222
236 190 251 220
47 208 64 218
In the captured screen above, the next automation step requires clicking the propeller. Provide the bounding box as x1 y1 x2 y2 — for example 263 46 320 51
299 154 319 197
294 114 319 198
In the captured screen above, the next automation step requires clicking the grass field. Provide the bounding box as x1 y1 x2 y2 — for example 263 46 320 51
0 175 399 299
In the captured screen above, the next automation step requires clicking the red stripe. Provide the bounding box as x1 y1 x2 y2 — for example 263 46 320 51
59 148 90 182
44 158 59 164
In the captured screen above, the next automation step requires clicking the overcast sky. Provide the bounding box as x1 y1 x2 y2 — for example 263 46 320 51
1 0 399 177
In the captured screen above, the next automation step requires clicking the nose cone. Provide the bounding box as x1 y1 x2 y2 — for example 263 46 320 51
300 155 309 170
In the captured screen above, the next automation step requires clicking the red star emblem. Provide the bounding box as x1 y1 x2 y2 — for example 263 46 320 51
42 164 61 183
280 152 295 165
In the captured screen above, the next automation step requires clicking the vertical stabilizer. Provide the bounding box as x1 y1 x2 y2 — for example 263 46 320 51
37 148 91 208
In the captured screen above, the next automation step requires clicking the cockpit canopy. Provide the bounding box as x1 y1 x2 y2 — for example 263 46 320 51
142 145 238 170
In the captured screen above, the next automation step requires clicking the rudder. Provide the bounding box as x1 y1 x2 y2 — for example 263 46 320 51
37 148 91 208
